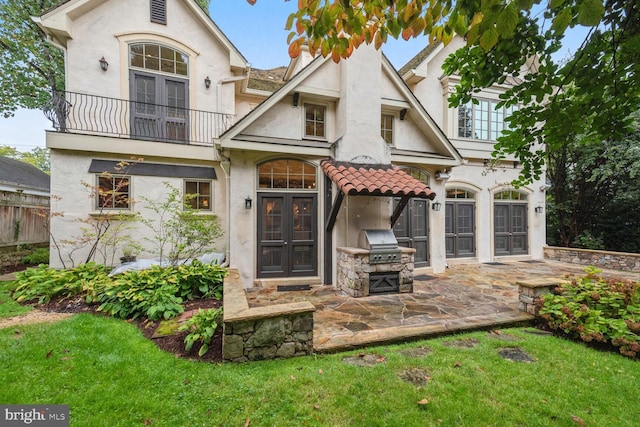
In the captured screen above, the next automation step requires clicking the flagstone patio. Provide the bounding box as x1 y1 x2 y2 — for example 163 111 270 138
245 260 640 353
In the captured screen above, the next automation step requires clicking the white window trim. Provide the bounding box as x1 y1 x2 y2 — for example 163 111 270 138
457 97 516 142
381 112 396 146
303 102 328 141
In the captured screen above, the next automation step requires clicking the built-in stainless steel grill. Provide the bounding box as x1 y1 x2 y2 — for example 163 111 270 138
359 229 402 264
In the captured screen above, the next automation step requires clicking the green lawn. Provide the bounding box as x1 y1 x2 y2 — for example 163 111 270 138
1 313 639 426
0 281 32 318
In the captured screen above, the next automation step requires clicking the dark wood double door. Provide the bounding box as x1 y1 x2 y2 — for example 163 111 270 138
257 193 317 278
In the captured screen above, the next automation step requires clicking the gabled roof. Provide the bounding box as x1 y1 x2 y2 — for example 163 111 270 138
398 42 442 76
34 0 249 70
221 50 462 166
0 157 50 192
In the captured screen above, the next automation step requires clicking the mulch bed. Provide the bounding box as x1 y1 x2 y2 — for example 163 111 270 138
17 288 224 363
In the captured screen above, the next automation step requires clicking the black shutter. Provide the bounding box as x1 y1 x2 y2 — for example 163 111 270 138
150 0 166 24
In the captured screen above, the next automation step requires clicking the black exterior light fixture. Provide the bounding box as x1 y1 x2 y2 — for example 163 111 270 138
99 56 109 71
432 201 442 211
204 76 211 89
245 196 253 209
535 206 544 214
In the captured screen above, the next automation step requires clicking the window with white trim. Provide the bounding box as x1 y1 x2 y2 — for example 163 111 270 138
304 104 326 139
458 98 518 141
129 43 188 76
184 180 212 211
381 113 394 145
97 175 131 209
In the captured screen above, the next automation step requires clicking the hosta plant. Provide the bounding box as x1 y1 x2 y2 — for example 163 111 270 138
179 307 223 357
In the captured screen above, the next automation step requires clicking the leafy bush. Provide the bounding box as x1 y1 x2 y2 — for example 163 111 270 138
92 262 226 321
179 307 223 356
539 266 640 358
22 248 50 265
13 262 110 304
174 261 227 300
93 265 185 321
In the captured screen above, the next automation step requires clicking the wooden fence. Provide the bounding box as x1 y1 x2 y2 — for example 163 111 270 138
0 190 50 250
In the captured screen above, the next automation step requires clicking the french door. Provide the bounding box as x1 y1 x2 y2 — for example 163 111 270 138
393 199 429 267
257 193 317 278
494 203 528 255
130 71 188 142
445 201 476 258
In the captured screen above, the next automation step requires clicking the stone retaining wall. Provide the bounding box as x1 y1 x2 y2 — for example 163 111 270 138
544 246 640 272
517 278 569 315
222 269 315 362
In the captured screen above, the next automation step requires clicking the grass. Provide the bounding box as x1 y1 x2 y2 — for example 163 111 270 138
1 314 639 426
0 281 32 319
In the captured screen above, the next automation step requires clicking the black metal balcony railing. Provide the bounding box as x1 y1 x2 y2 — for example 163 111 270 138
44 91 235 146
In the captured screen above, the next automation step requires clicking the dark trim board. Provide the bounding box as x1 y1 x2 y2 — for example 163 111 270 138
89 160 216 179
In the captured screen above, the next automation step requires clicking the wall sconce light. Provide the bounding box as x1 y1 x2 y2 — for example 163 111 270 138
435 170 450 181
292 92 300 107
483 159 489 167
399 108 408 120
432 201 442 211
534 206 544 214
245 196 253 209
99 57 108 72
204 76 211 89
513 161 519 168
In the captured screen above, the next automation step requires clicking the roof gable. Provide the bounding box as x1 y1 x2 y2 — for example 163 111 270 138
35 0 248 69
0 157 50 192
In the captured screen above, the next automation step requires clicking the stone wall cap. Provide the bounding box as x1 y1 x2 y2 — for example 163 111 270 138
516 278 570 288
225 302 315 322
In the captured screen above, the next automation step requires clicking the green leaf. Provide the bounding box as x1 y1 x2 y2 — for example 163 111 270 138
578 0 605 26
549 0 565 9
496 3 519 39
551 8 573 33
479 27 499 51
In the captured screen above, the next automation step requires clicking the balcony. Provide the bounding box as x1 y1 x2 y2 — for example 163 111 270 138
45 91 235 146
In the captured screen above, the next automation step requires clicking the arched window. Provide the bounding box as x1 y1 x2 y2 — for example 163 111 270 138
129 43 188 76
258 159 317 190
494 190 527 201
399 166 430 186
128 43 189 142
446 188 476 199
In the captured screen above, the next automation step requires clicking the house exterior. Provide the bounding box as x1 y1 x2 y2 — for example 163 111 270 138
36 0 547 287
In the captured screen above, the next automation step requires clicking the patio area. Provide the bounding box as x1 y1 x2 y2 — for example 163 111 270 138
245 260 640 353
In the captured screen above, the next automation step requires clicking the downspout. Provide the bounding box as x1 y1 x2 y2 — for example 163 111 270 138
219 157 231 266
15 189 24 251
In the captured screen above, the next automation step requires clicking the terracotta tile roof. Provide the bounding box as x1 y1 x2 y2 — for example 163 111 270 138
321 160 435 199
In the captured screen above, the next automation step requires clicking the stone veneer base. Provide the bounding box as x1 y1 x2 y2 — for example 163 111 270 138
336 246 415 297
223 269 315 362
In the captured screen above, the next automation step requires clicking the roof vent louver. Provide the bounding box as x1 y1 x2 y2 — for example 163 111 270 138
150 0 167 24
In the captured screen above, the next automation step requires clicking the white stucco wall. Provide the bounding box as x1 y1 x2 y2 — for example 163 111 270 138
48 150 226 269
64 0 238 115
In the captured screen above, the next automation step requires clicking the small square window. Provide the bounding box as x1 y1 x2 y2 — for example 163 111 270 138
381 113 394 144
185 180 212 211
304 104 326 139
97 175 131 209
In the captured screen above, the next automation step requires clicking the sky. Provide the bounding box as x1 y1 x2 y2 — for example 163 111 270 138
0 1 590 153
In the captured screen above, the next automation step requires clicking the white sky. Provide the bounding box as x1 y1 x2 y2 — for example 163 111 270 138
0 1 589 152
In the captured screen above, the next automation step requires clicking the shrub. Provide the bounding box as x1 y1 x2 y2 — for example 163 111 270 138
174 261 227 301
179 307 223 356
93 265 185 321
13 262 110 304
538 266 640 358
22 248 50 265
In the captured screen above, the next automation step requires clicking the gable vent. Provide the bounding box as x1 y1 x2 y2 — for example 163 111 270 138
150 0 167 24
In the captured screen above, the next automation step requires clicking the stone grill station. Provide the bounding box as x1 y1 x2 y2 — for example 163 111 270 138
337 229 415 297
